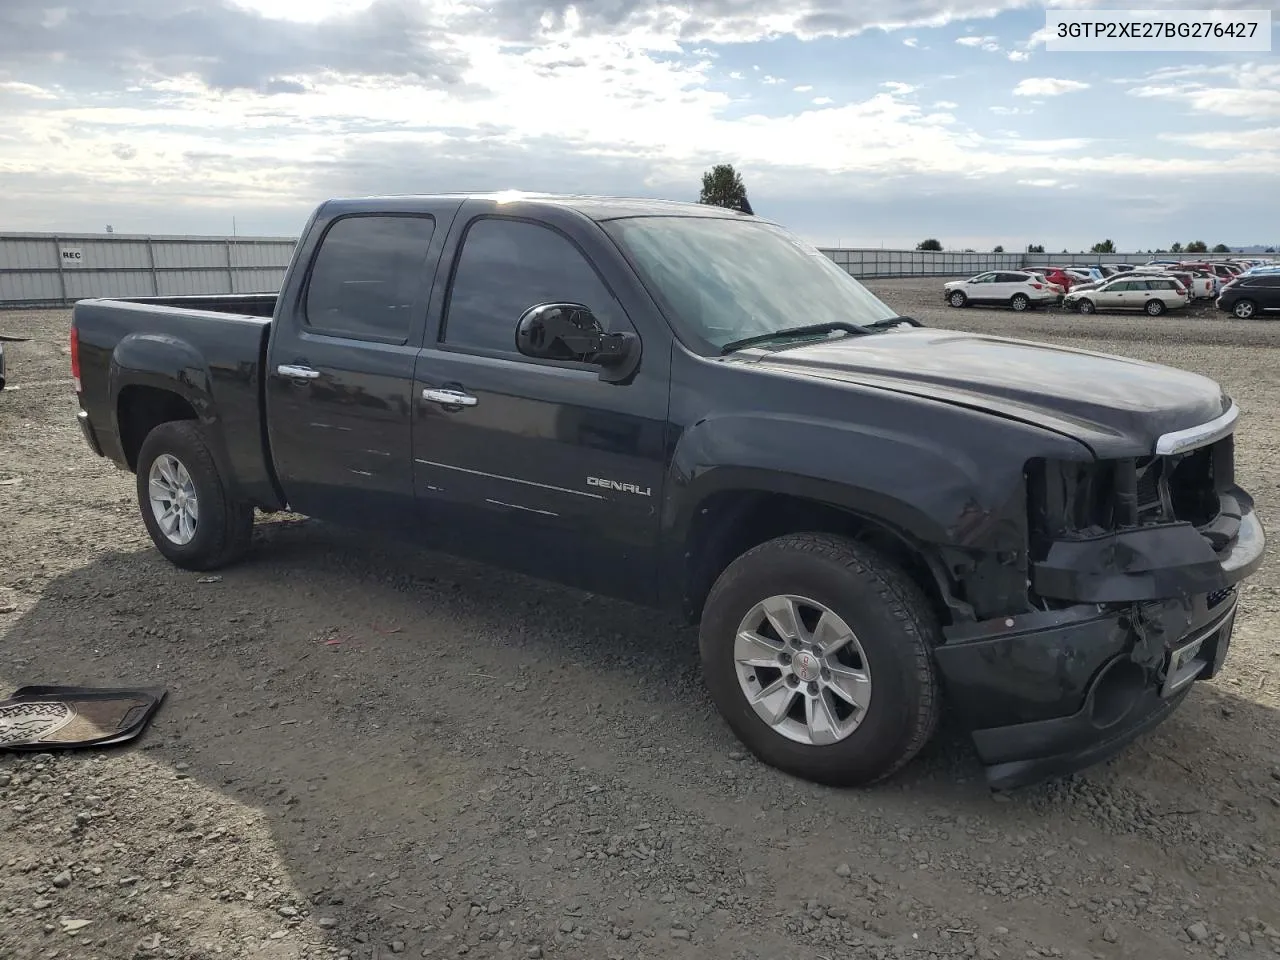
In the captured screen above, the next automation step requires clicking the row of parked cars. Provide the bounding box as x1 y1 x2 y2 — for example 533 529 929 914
943 257 1279 319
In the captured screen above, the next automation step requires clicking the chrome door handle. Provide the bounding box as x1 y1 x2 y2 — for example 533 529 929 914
422 388 478 407
277 364 320 380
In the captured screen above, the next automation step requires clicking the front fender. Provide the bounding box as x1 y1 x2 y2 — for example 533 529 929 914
663 411 1026 552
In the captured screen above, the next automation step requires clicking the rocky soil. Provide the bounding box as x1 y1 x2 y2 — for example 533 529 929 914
1 279 1278 960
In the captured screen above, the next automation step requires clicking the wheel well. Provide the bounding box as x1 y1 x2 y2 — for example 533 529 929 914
682 491 957 627
118 386 197 471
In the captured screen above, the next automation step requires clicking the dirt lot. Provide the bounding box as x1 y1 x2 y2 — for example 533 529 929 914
1 278 1278 960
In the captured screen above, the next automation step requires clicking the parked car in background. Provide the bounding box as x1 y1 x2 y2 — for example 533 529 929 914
1025 271 1066 296
943 270 1062 310
1217 273 1280 319
1040 268 1078 291
1065 273 1188 315
1135 268 1208 300
1184 262 1243 282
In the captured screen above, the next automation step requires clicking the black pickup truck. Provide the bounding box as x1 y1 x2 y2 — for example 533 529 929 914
70 193 1266 790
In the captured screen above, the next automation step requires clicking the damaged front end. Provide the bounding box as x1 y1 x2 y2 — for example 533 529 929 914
933 403 1266 790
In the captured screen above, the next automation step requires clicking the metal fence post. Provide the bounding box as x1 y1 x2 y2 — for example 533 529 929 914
146 237 158 295
52 235 68 306
225 239 235 294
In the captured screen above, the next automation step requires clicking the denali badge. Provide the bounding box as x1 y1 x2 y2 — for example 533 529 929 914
587 476 652 497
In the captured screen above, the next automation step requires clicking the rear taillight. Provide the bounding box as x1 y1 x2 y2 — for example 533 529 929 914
70 326 81 392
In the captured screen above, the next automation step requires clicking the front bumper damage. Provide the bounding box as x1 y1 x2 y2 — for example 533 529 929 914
933 502 1265 791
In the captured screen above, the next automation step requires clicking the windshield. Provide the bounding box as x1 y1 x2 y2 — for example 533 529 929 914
602 215 899 351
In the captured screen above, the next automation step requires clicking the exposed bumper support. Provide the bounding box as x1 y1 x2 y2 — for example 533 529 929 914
1030 498 1265 604
934 497 1262 791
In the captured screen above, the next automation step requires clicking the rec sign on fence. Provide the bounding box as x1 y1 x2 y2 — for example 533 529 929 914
59 247 84 266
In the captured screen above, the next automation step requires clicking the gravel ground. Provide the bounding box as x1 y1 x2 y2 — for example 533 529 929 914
1 278 1278 960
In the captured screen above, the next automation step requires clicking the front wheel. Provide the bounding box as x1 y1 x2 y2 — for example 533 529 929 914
948 291 967 308
1010 293 1030 312
698 533 941 787
136 421 255 571
1145 298 1166 316
1078 298 1096 315
1233 299 1257 319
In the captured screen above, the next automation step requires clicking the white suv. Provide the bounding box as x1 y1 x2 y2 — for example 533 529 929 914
1064 274 1189 316
943 271 1063 311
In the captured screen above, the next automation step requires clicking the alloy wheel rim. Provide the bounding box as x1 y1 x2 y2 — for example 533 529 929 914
148 454 199 545
733 594 872 746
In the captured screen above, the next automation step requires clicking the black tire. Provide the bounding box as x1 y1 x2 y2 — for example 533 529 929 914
698 533 941 787
1145 298 1166 316
948 291 967 308
1010 293 1030 312
1233 299 1257 320
1078 298 1096 315
135 421 254 571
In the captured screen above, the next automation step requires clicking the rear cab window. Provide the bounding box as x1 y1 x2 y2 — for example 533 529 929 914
303 215 438 343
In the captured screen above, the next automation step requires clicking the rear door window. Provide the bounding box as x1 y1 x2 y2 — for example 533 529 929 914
303 215 437 343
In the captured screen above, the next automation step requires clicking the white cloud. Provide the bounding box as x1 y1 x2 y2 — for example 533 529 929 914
903 37 919 47
1161 127 1280 150
1127 62 1280 117
0 81 60 100
1014 77 1090 96
990 105 1032 115
2 0 1280 242
729 70 745 79
955 35 997 47
1018 178 1060 187
762 74 785 84
1007 49 1029 61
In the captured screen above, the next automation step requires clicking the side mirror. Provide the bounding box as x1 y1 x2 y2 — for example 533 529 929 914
515 302 639 381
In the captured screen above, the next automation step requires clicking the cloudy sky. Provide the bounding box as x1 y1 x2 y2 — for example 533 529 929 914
1 0 1277 251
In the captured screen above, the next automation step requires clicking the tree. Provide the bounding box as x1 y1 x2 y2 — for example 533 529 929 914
1267 247 1276 253
1170 241 1183 253
916 238 942 251
1090 239 1115 254
1026 243 1044 254
1211 243 1230 253
698 164 754 214
992 245 1004 253
1185 240 1208 253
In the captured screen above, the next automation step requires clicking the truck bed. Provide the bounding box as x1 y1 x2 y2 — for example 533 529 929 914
72 294 282 509
105 293 278 318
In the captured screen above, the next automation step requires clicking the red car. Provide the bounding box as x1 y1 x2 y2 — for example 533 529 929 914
1041 268 1078 290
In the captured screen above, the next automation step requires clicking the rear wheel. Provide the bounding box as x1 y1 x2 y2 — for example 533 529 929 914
698 533 941 787
1010 293 1030 312
948 291 967 308
1233 299 1258 319
136 421 255 571
1078 298 1096 315
1145 298 1166 316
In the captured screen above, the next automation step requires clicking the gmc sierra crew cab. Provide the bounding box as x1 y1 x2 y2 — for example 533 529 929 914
70 193 1266 790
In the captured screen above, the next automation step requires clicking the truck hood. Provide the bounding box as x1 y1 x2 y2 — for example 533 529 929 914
741 328 1228 457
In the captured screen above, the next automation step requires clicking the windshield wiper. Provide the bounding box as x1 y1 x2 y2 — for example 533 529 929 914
720 321 871 355
863 315 923 330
